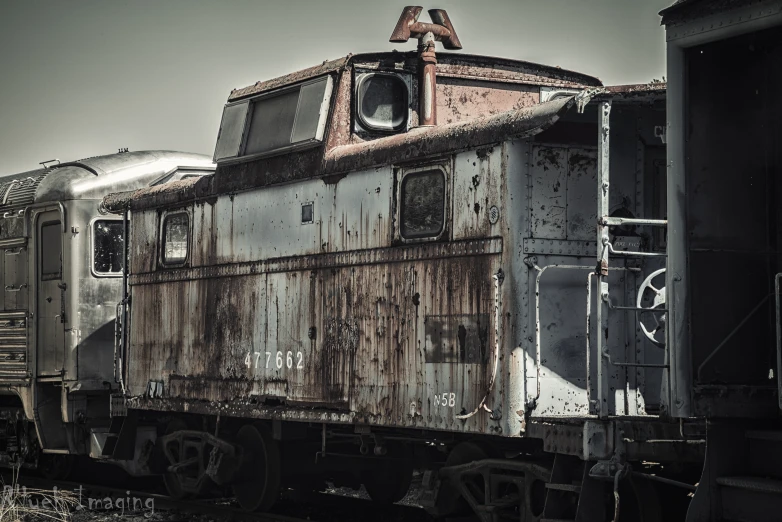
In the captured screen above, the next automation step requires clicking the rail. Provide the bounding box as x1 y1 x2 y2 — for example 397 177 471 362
531 263 639 407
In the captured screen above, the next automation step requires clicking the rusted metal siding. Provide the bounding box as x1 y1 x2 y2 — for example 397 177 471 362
129 211 159 275
437 79 539 125
451 146 504 241
126 158 505 433
191 169 393 267
128 242 501 433
529 145 598 241
228 52 601 104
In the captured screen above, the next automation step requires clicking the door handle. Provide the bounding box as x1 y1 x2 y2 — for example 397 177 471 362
4 284 27 292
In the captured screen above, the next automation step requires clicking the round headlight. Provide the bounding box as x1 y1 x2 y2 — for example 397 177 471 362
356 73 409 132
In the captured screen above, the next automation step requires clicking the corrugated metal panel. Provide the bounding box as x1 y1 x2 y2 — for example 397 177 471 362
0 174 46 210
0 312 28 381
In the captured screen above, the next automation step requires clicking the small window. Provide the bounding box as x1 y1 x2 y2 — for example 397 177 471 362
356 73 409 132
93 220 124 275
214 102 249 161
401 170 445 239
214 76 332 163
41 222 62 280
162 213 189 265
301 202 314 224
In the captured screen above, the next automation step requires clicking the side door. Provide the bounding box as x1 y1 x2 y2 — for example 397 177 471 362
36 213 65 377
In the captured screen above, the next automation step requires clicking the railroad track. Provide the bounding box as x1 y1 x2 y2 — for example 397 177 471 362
1 469 432 522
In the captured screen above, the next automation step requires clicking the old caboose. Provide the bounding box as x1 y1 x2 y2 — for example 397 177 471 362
104 8 691 522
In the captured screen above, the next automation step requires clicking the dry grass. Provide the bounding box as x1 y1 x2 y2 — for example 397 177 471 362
0 467 78 522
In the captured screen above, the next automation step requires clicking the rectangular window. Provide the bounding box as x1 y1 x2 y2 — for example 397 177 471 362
162 213 189 265
93 220 124 275
214 102 249 161
213 76 332 163
401 169 446 239
41 222 61 280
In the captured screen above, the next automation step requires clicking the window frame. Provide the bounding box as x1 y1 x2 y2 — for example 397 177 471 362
40 220 62 281
159 210 191 268
214 75 334 165
353 70 412 134
90 217 125 278
396 164 450 244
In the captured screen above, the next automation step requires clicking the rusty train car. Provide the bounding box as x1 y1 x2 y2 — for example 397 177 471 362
98 8 702 521
0 151 213 476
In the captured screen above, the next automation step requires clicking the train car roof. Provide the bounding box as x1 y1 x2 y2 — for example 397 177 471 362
659 0 761 25
227 51 603 102
0 150 213 209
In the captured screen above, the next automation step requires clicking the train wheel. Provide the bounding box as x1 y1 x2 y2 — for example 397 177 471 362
162 417 212 499
39 454 74 480
232 423 281 512
436 442 490 517
362 458 414 504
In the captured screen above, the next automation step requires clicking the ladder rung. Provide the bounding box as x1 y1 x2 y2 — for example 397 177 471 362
601 216 667 227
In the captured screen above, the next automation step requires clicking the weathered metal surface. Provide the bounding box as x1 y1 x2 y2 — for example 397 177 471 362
105 97 575 214
434 53 602 88
124 155 507 433
103 175 213 213
323 97 575 176
228 52 601 105
228 56 351 102
437 79 539 125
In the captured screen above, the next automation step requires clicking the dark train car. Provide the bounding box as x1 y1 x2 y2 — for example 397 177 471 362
0 151 213 475
103 9 698 521
662 0 782 520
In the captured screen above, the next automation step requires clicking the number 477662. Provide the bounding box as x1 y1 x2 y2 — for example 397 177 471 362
245 351 304 370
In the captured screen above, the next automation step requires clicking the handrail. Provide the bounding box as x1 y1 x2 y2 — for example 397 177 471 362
532 263 639 406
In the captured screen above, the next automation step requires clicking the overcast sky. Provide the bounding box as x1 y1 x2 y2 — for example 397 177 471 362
0 0 671 175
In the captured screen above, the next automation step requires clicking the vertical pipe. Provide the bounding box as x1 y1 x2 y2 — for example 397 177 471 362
418 32 437 127
666 43 692 418
586 272 594 413
597 100 612 419
119 209 129 393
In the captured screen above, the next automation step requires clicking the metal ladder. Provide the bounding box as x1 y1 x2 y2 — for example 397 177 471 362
593 100 669 419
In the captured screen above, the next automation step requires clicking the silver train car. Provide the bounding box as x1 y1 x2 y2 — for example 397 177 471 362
0 151 213 476
102 8 697 522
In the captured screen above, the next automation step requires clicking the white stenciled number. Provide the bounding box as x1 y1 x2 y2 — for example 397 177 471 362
433 392 457 408
245 350 305 370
